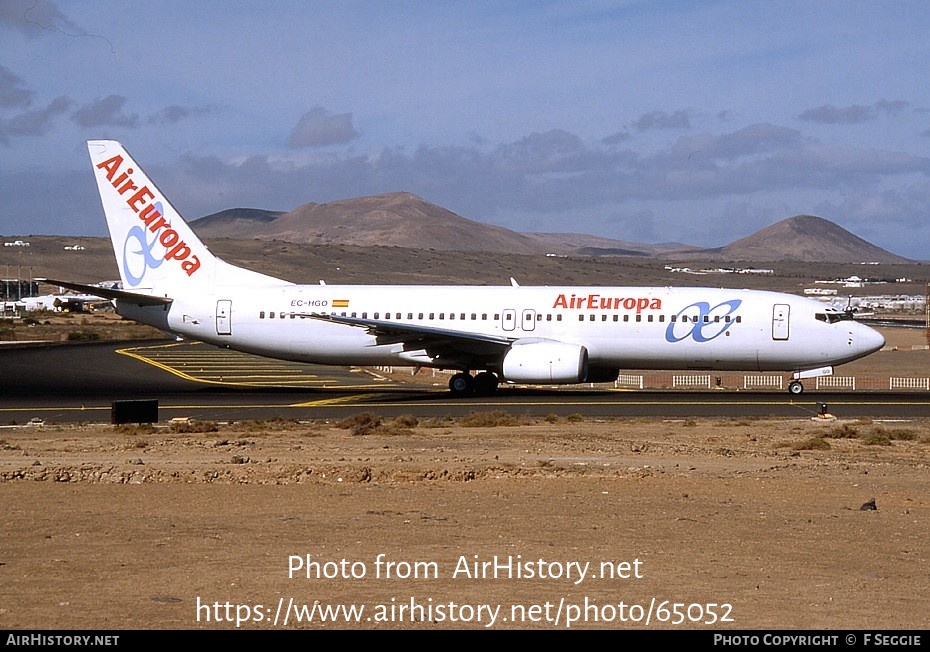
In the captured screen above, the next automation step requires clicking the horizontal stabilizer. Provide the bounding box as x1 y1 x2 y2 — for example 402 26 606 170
38 279 172 306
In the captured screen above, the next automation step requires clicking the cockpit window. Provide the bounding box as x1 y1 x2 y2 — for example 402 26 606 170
816 312 853 324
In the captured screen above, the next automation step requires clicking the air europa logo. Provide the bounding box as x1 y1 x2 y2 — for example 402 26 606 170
96 155 201 284
553 293 661 313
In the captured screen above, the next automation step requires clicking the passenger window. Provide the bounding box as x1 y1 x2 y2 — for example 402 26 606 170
260 311 265 318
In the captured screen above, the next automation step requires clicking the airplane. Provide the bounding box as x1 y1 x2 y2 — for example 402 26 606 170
45 140 886 396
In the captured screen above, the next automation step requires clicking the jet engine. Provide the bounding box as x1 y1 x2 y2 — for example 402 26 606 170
502 340 588 384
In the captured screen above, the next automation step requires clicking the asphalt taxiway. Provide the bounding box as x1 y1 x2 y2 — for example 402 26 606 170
2 340 930 423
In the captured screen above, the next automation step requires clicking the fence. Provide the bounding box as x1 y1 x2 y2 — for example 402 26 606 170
672 374 712 389
743 375 784 390
889 377 930 390
815 376 856 390
615 374 644 389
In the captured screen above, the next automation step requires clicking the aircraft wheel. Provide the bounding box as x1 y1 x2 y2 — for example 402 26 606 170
473 371 499 396
449 372 474 396
788 381 804 395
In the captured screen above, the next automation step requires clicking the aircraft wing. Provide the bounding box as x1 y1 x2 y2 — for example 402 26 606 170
38 279 173 306
301 312 515 358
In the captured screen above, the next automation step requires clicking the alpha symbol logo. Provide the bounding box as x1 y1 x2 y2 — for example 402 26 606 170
665 300 742 343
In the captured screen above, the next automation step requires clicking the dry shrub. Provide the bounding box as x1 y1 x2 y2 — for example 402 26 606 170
825 424 859 439
392 414 419 428
337 412 383 436
459 411 525 427
792 437 831 451
876 427 918 441
861 431 892 446
114 424 156 435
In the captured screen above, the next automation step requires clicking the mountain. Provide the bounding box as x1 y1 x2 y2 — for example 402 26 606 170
191 194 910 263
191 208 285 239
665 215 910 263
191 192 543 254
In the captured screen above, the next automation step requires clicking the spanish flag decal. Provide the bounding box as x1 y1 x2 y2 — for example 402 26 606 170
332 299 349 308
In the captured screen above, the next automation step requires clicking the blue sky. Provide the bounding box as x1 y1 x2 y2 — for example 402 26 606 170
2 1 930 259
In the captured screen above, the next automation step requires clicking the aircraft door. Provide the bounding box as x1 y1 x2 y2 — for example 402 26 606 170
216 299 232 336
772 303 789 340
502 308 516 331
521 309 536 331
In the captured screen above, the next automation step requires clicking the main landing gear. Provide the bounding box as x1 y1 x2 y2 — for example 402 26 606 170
448 371 499 397
787 381 804 395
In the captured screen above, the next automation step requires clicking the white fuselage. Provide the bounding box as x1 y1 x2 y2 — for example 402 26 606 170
119 284 885 376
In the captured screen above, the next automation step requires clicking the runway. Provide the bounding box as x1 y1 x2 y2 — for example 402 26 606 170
2 340 930 423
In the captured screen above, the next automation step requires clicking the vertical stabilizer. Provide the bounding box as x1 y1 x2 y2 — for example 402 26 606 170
87 140 286 296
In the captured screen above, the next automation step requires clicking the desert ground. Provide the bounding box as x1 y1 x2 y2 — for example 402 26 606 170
1 410 928 631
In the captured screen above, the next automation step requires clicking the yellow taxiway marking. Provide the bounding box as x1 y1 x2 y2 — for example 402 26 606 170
289 393 384 407
116 341 388 389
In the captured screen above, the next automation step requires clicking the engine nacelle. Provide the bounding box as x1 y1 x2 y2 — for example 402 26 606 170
502 341 588 384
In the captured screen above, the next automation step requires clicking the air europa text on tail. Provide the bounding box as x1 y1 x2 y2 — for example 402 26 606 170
96 154 201 276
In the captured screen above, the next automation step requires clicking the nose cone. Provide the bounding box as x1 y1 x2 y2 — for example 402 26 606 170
857 323 885 356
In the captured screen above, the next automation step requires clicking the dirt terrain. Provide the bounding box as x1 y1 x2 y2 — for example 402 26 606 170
1 413 928 631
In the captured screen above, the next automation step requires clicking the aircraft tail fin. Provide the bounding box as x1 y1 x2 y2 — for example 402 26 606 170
86 140 286 296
